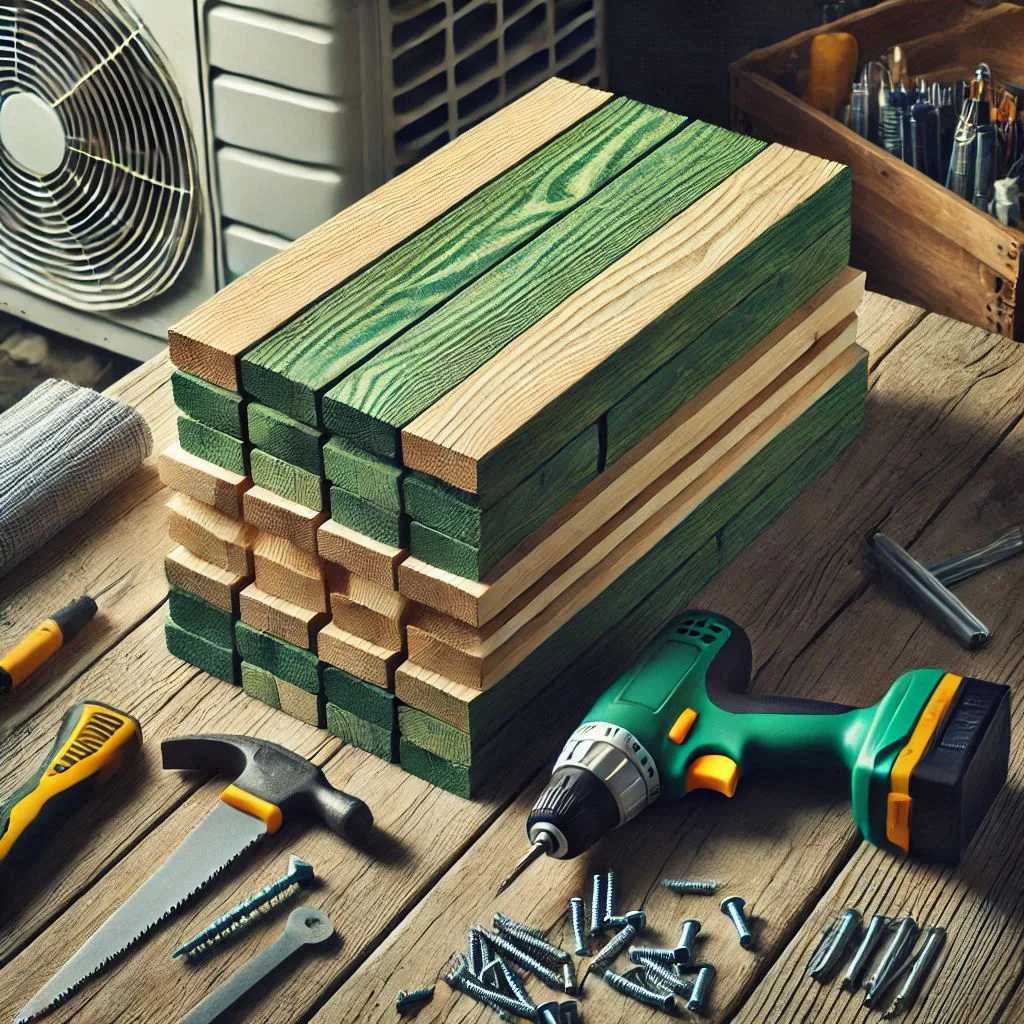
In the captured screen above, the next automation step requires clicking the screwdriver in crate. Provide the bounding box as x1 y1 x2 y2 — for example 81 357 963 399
1 577 122 694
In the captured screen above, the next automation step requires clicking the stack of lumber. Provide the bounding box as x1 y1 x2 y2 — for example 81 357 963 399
160 77 868 797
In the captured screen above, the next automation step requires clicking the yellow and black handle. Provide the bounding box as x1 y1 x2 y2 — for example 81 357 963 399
0 701 141 872
0 596 98 693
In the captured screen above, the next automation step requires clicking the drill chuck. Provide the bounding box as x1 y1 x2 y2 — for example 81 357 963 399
526 722 661 858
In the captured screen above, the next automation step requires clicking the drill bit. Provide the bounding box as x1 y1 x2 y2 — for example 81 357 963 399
496 836 551 895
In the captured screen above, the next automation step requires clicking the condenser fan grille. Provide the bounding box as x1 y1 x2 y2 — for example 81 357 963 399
0 0 198 311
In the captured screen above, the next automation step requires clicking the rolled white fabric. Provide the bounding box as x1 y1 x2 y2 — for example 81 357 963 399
0 379 152 577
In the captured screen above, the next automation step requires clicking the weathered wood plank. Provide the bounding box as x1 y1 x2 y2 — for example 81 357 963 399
398 274 863 625
250 448 324 512
317 519 406 590
167 492 255 576
169 78 612 389
401 146 849 498
251 532 327 612
164 545 248 614
330 487 409 548
177 414 248 475
323 438 404 512
247 404 324 475
242 485 326 555
239 584 329 649
170 370 245 439
158 442 250 519
317 622 402 689
322 122 767 457
242 98 687 425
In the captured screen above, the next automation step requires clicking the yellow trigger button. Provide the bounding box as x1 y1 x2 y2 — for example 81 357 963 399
668 708 698 744
685 754 740 797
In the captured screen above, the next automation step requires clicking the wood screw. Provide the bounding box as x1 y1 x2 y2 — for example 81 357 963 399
721 895 753 948
687 963 717 1015
569 897 588 956
603 968 676 1011
674 919 702 965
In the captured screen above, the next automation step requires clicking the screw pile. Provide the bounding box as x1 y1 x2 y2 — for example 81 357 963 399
806 906 946 1018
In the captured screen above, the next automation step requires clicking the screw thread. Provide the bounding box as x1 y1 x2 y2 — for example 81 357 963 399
604 969 675 1010
569 897 588 956
604 870 617 924
395 986 434 1011
590 924 637 971
483 929 563 988
661 879 721 895
494 920 569 964
590 873 605 935
687 964 717 1013
629 946 677 965
640 960 695 998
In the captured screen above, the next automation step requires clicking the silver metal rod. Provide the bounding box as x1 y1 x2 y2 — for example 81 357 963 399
928 527 1024 586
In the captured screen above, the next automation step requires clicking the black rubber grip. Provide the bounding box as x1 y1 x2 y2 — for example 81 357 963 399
52 596 98 643
161 734 373 840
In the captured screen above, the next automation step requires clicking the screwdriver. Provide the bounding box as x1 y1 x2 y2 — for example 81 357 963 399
0 701 142 873
0 577 121 694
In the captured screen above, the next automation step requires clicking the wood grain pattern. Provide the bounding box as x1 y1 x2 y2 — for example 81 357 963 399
158 443 250 519
251 531 328 612
317 621 402 689
242 485 325 555
276 677 324 727
323 666 397 730
326 704 398 762
176 415 248 475
168 78 611 388
250 448 324 512
167 492 255 576
171 370 245 439
242 97 685 425
167 586 234 649
164 617 239 685
323 439 404 512
234 621 321 693
164 545 248 614
241 661 281 709
329 487 409 547
239 584 329 649
321 121 766 458
247 404 324 475
401 145 849 496
317 519 406 590
330 592 405 649
399 290 863 627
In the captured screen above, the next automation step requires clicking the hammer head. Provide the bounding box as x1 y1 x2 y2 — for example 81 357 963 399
161 733 373 840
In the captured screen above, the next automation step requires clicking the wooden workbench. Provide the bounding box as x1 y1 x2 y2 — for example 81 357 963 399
1 291 1022 1024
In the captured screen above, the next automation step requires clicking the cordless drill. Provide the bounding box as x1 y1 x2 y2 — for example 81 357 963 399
500 611 1010 891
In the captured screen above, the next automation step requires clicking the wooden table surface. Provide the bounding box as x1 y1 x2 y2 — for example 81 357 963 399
1 291 1022 1024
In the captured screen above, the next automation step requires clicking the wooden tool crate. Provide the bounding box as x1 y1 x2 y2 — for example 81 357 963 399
731 0 1024 340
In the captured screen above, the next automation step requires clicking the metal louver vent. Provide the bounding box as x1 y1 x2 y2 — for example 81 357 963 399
0 0 199 312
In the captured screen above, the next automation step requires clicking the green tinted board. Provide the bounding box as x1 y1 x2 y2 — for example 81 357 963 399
234 621 321 693
168 587 234 648
172 370 245 439
177 415 248 475
323 438 404 512
250 448 324 512
166 616 239 685
330 487 408 547
248 404 323 475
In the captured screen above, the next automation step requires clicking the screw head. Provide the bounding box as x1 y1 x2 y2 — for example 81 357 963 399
721 895 746 912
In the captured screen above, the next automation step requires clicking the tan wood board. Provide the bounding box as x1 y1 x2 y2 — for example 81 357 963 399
168 78 610 389
252 531 328 613
330 592 405 650
239 584 329 649
166 492 255 576
157 442 250 519
402 146 849 493
164 545 248 613
399 271 863 626
317 518 406 590
317 621 402 689
242 485 326 554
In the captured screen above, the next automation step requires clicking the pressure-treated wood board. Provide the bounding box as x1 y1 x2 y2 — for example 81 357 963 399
240 661 281 709
401 424 599 580
176 415 248 475
234 621 321 693
166 587 234 649
317 519 406 590
330 592 405 649
239 584 329 649
251 531 327 613
323 439 404 512
329 487 408 548
396 365 865 742
321 121 767 457
157 443 250 518
166 492 255 576
277 677 324 727
170 370 245 439
317 621 402 689
168 78 611 389
242 485 325 555
164 545 248 614
242 97 687 426
164 616 239 685
400 144 849 497
322 666 397 730
326 704 398 762
399 281 863 627
250 448 324 512
247 404 323 475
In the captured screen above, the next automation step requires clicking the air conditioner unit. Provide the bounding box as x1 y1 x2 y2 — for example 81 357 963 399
0 0 606 362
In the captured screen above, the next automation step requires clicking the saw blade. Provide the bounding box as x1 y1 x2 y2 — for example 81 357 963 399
15 802 266 1023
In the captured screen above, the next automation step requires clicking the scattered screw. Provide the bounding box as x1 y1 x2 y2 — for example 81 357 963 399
537 1001 561 1024
482 928 564 989
687 964 716 1015
590 923 638 972
171 855 315 959
661 879 721 896
674 919 702 965
625 909 647 930
864 917 920 1008
721 895 753 948
562 960 577 996
395 986 434 1013
884 926 946 1018
445 956 534 1018
494 956 532 1004
840 914 890 990
468 929 488 976
629 945 677 966
494 919 570 965
807 916 838 978
810 908 861 982
590 873 605 935
604 870 617 925
494 912 546 939
641 959 695 998
569 897 588 956
604 968 676 1011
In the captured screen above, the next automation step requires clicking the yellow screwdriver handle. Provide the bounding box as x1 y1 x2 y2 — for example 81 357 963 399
0 702 142 871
